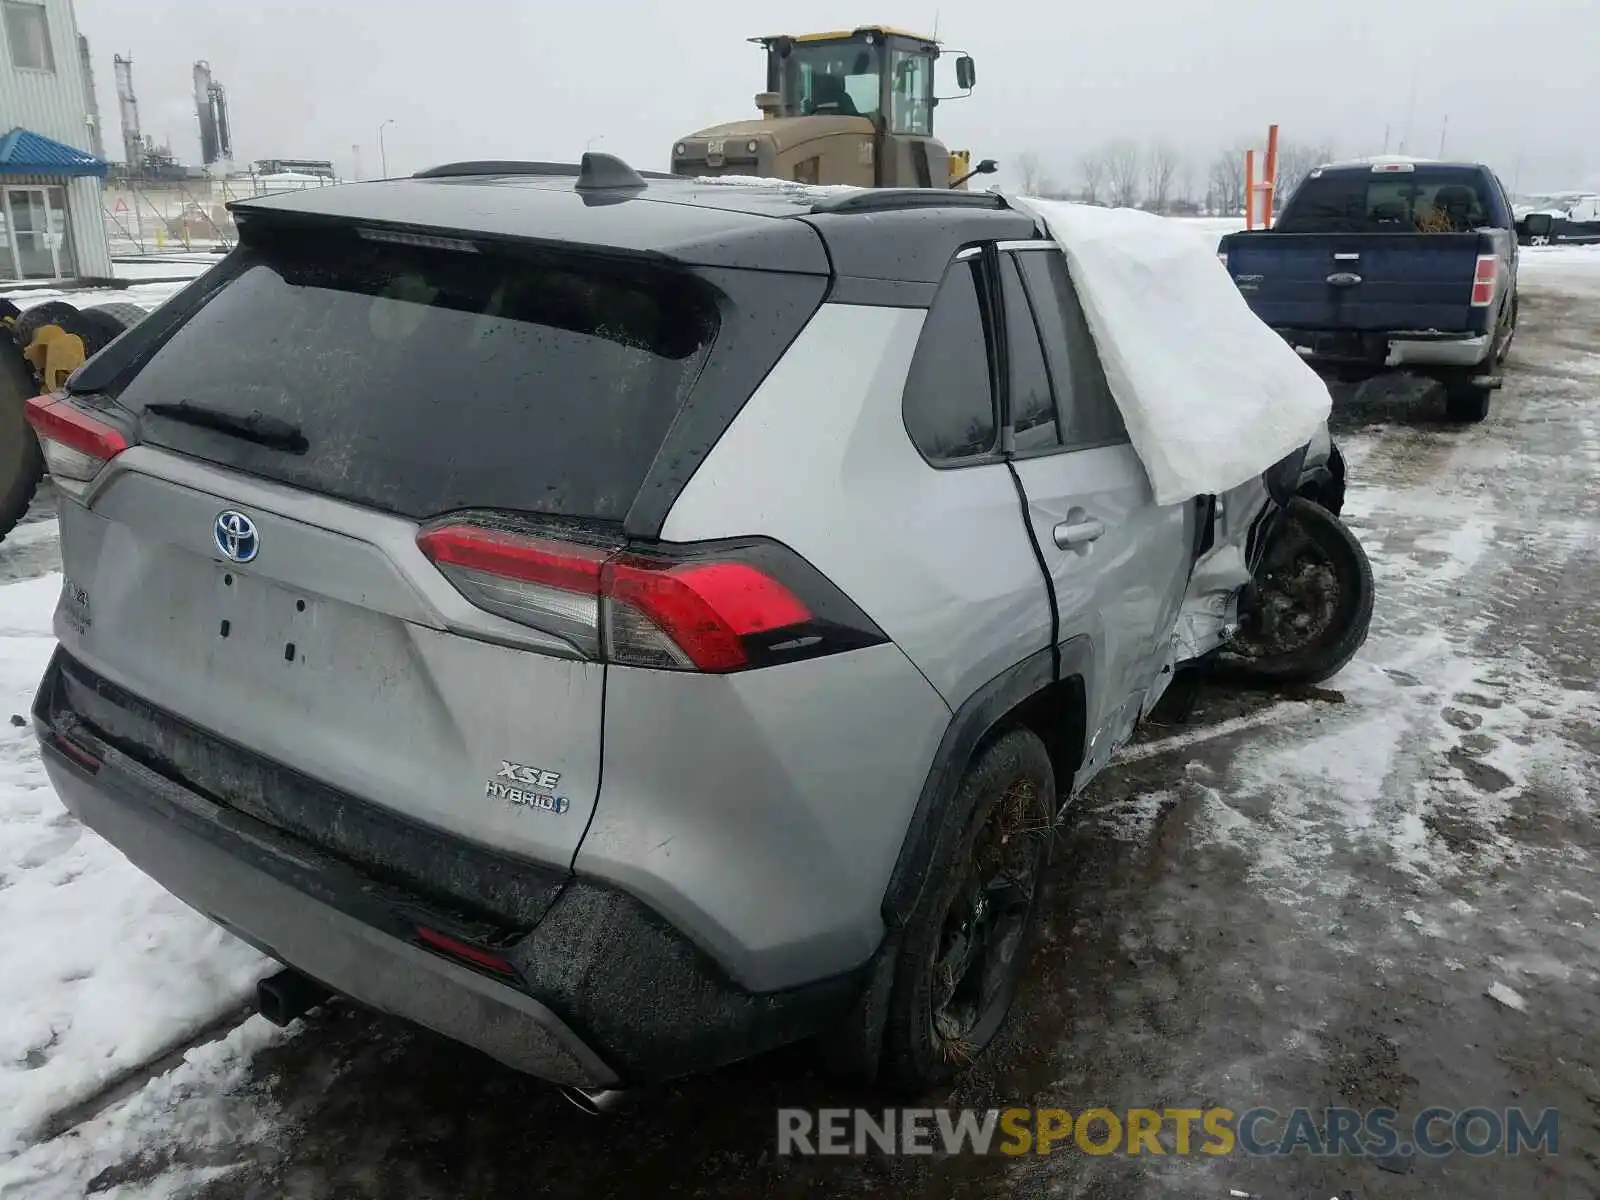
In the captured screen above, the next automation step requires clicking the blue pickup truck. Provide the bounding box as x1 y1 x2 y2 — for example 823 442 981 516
1218 158 1519 422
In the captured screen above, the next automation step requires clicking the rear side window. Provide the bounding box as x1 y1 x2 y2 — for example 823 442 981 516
110 228 719 522
1014 251 1128 450
1276 168 1500 234
997 254 1060 453
902 257 998 464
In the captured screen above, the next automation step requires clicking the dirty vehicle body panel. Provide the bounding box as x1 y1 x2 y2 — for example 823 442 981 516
33 167 1330 1089
1218 161 1519 393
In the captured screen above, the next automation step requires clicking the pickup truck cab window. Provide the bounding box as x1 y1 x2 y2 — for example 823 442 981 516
1276 166 1508 234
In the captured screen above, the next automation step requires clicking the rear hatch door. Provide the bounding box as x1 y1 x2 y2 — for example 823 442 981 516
54 217 730 880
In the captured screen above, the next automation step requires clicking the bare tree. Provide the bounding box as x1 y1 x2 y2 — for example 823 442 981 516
1015 151 1053 197
1079 150 1107 206
1105 139 1141 209
1144 141 1179 213
1208 140 1250 216
1178 160 1196 206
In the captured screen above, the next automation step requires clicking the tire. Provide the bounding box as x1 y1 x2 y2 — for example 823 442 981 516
879 726 1055 1093
0 341 46 545
13 300 79 350
1214 496 1374 687
1444 383 1492 423
79 302 149 333
60 307 132 358
1495 293 1517 364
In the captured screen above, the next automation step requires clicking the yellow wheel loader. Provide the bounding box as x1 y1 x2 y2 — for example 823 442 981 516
669 26 996 190
0 298 149 545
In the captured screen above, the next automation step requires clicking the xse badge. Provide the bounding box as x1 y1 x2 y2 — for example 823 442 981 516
486 760 570 815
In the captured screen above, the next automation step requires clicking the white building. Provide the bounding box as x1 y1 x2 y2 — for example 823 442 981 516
0 0 113 281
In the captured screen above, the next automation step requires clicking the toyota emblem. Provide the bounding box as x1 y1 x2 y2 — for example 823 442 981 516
213 510 260 563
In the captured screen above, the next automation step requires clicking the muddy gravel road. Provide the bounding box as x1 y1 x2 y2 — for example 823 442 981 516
3 252 1598 1200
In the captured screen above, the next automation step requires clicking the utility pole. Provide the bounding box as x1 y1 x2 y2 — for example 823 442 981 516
1438 115 1449 159
378 119 396 178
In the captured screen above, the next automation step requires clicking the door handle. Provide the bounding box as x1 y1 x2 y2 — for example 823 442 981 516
1053 517 1105 550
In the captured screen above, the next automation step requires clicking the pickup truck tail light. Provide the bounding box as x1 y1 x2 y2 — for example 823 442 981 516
417 518 888 673
1470 255 1499 307
23 393 129 496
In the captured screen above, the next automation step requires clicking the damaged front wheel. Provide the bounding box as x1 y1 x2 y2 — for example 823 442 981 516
1215 496 1374 686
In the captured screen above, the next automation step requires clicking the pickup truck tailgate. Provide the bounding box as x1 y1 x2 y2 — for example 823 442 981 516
1223 232 1487 333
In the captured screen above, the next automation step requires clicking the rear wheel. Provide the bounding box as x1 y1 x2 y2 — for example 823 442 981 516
1444 382 1492 423
0 341 45 544
880 727 1055 1092
1495 293 1518 364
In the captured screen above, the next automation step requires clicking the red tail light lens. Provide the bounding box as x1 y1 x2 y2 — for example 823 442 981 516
414 926 516 977
1470 254 1498 307
23 394 128 493
417 519 885 673
604 557 814 672
416 524 607 655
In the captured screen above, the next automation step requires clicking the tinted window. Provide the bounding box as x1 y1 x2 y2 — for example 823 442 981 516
1277 168 1498 233
998 254 1060 453
903 258 997 464
1015 251 1128 450
112 228 718 522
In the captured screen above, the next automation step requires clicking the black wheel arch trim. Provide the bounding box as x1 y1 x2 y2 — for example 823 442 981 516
882 635 1093 931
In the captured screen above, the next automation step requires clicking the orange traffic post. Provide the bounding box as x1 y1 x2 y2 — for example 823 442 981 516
1263 124 1280 228
1244 148 1256 229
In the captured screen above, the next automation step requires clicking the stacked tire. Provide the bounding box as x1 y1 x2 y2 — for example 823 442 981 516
0 299 147 545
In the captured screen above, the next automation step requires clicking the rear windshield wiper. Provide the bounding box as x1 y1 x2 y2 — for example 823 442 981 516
141 401 309 454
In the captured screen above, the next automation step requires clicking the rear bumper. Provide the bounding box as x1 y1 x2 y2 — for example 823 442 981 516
1275 328 1491 372
34 650 864 1086
41 740 618 1087
1383 333 1492 368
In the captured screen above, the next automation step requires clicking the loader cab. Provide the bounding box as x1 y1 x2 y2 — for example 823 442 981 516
670 27 981 189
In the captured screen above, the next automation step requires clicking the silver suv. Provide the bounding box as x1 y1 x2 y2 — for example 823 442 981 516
28 156 1349 1104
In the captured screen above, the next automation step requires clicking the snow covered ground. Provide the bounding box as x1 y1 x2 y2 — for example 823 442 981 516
0 240 1595 1199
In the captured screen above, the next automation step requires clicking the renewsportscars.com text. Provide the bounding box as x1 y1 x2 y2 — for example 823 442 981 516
777 1106 1560 1158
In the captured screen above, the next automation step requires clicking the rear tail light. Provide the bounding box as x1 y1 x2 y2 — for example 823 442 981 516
23 394 128 495
1470 255 1499 307
417 518 886 673
414 926 516 978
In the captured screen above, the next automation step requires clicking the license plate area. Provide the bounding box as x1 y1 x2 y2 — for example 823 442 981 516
210 565 319 668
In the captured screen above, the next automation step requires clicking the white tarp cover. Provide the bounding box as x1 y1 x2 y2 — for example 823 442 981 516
1006 196 1333 505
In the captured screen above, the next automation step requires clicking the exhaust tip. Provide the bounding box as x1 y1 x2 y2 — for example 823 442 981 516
256 967 332 1027
559 1085 630 1116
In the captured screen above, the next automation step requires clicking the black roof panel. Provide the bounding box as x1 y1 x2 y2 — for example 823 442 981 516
228 169 1033 283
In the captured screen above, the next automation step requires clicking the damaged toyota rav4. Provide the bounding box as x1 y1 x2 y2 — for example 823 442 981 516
27 155 1371 1106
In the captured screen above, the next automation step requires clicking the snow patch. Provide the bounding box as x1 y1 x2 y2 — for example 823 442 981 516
0 1017 286 1198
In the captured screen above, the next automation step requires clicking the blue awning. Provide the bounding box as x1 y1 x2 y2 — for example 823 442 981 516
0 127 108 178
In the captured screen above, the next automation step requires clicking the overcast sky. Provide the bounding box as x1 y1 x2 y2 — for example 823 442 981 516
74 0 1598 195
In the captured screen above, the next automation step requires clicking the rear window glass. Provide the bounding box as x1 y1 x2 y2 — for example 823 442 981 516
1276 169 1496 234
110 228 719 522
